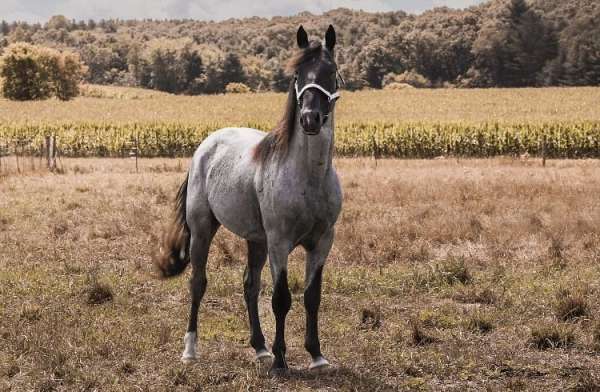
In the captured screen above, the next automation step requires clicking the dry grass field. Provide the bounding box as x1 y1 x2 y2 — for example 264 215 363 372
0 86 599 125
2 157 600 391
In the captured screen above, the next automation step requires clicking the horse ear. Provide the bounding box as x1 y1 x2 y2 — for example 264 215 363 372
297 25 309 49
325 24 336 51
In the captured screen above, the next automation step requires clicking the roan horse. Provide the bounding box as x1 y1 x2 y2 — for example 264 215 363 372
155 25 342 373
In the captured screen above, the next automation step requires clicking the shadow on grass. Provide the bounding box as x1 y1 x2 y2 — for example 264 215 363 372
278 366 397 391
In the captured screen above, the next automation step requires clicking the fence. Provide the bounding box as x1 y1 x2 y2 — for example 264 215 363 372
0 135 61 174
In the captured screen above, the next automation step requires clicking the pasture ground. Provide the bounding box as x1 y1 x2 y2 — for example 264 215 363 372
2 157 600 391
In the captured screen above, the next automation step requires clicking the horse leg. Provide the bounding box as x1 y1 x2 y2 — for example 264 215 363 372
304 229 334 370
268 243 292 372
181 215 219 363
244 240 271 362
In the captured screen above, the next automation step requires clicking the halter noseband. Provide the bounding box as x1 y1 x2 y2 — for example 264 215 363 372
294 81 340 104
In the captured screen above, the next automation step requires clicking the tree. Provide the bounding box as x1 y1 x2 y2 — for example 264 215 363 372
0 43 86 100
558 7 600 85
180 45 204 93
48 51 87 100
149 47 180 93
468 0 557 87
0 21 9 36
47 15 70 30
358 39 394 88
269 64 290 92
221 52 246 86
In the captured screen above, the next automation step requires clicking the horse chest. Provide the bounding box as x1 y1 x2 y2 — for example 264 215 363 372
260 171 341 244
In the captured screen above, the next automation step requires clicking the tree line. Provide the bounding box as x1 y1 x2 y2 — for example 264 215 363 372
0 0 598 95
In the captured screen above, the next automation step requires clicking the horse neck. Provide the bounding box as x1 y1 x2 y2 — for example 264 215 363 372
286 107 335 185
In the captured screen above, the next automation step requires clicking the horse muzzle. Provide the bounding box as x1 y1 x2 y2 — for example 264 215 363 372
300 110 324 135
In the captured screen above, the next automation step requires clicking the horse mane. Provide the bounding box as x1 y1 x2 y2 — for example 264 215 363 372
253 41 325 163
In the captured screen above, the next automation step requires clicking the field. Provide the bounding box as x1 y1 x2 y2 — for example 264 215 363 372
2 157 600 391
2 86 600 124
1 86 600 159
2 87 600 391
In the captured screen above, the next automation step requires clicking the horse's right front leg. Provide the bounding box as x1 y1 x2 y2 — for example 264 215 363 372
182 222 218 363
267 242 292 373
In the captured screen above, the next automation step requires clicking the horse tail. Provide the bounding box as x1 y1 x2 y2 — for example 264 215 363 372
154 173 191 278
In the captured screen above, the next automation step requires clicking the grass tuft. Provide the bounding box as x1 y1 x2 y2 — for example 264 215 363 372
288 271 303 295
438 257 472 285
530 323 575 350
465 311 495 334
553 288 589 322
360 307 382 330
548 237 565 261
169 368 189 386
20 303 42 322
591 322 600 351
120 362 136 375
85 279 114 305
410 319 438 346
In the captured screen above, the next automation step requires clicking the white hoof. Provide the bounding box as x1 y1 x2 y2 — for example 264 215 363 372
181 354 197 363
181 332 197 363
309 356 331 371
256 349 274 362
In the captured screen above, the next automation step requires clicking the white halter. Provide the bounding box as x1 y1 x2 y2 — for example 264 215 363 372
295 80 340 103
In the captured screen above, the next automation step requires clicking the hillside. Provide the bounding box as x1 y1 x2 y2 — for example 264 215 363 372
0 0 598 93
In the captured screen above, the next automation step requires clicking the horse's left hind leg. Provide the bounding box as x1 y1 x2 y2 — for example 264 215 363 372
244 241 271 362
182 215 219 363
304 229 334 371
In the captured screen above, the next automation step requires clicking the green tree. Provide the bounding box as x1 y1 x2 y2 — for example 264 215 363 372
180 45 204 93
558 7 600 85
469 0 557 87
0 21 9 36
221 52 246 85
358 39 394 88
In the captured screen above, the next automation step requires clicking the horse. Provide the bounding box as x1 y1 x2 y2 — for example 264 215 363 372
155 25 342 374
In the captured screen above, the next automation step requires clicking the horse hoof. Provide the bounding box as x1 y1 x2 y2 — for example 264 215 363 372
309 356 331 372
256 349 274 363
181 355 197 364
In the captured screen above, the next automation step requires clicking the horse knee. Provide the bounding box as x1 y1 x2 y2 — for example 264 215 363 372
189 274 207 299
304 287 320 314
272 273 291 317
304 266 323 313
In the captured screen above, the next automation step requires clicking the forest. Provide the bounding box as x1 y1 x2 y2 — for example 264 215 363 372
0 0 598 94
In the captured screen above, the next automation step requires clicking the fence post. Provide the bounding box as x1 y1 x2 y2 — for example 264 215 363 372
52 135 57 170
15 141 20 174
135 132 139 173
542 134 546 168
45 135 57 171
46 136 52 170
0 143 6 173
124 136 139 173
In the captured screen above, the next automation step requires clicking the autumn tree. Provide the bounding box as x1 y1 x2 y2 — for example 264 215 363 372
0 43 86 100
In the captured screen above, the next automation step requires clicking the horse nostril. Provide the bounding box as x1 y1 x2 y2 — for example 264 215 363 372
315 113 321 125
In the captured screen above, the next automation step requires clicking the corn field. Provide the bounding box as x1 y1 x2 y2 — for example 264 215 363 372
1 121 600 158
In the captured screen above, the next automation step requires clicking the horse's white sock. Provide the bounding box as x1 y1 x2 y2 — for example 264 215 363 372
181 331 197 362
309 356 330 370
255 348 273 361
